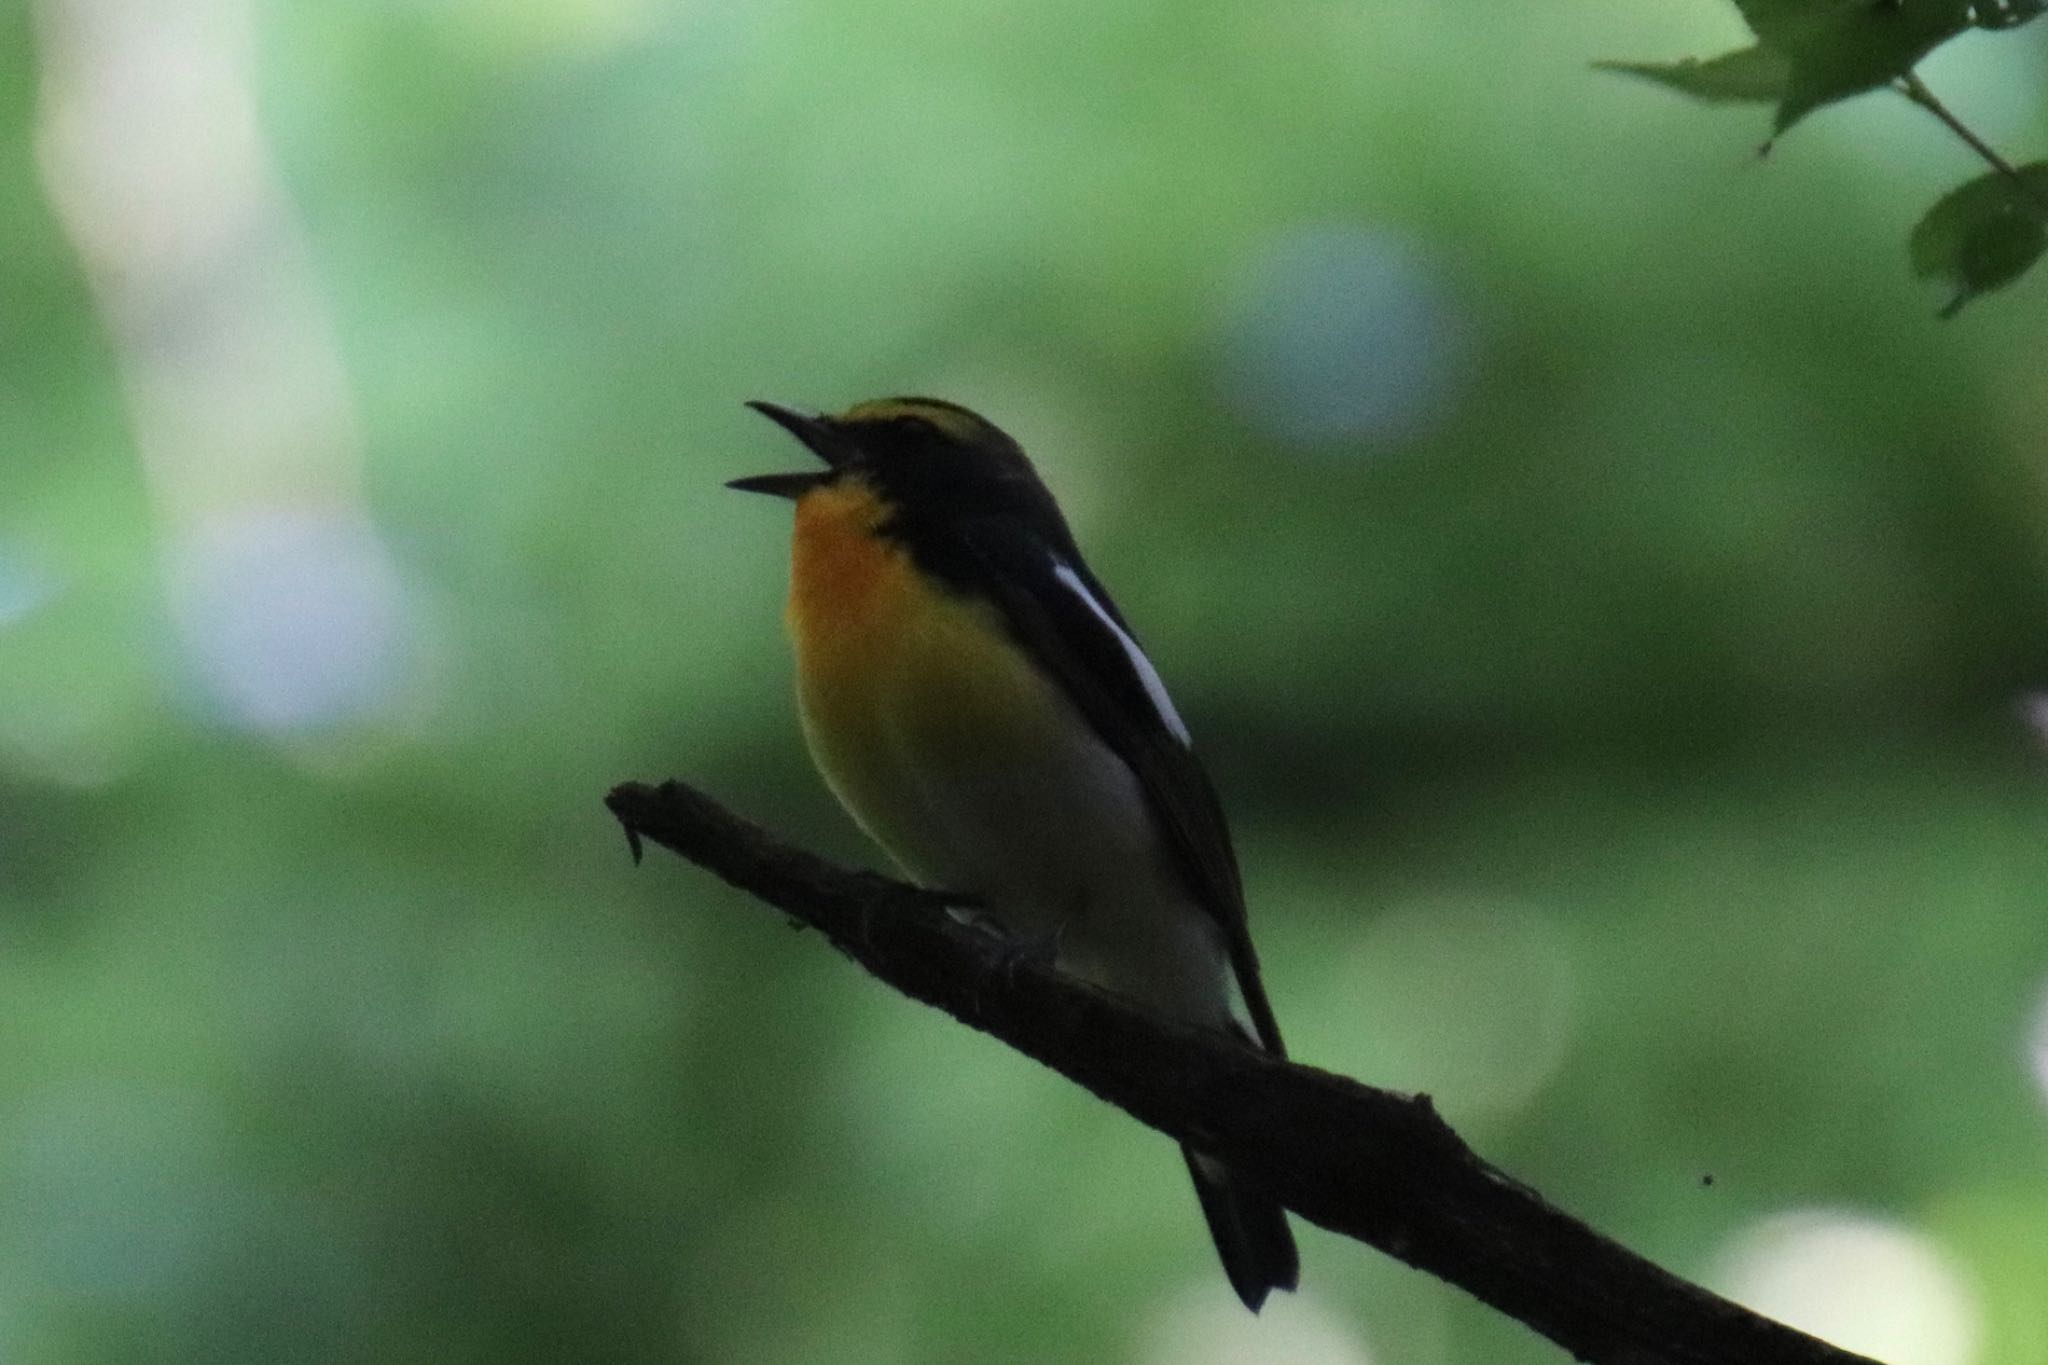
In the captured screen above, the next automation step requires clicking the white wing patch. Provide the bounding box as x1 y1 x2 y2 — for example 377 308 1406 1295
1050 559 1193 747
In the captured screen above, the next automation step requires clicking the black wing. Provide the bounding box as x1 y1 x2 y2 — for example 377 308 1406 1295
935 517 1285 1057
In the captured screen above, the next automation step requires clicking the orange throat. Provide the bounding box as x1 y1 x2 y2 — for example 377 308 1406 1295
786 477 912 668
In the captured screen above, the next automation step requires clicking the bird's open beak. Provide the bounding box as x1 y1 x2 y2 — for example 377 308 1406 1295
729 401 852 499
726 469 828 499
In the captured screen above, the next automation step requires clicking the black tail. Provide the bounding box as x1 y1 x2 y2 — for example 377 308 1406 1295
1183 1146 1298 1312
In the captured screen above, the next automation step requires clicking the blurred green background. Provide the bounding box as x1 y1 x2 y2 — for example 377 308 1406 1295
6 0 2048 1361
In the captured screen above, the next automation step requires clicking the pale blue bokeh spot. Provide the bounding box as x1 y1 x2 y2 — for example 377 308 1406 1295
1216 223 1468 450
0 544 54 629
168 509 415 734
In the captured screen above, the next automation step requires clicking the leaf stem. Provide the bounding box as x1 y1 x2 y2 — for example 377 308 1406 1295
1896 69 2044 211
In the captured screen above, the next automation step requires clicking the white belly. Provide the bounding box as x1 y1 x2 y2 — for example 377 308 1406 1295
896 714 1230 1027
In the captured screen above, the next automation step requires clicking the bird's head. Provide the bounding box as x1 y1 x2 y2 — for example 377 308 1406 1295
731 397 1055 529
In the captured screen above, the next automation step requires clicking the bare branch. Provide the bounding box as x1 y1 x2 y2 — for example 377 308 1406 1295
606 778 1883 1365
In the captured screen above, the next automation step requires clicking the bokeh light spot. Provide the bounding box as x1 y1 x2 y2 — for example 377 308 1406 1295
1134 1282 1374 1365
2026 971 2048 1114
2018 691 2048 756
0 543 55 629
1318 898 1577 1122
1711 1210 1981 1365
167 508 416 734
1214 222 1469 450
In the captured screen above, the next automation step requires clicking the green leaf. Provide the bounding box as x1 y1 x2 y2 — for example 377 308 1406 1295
1610 1 2045 135
1908 162 2048 317
1594 46 1790 105
1743 0 1967 132
1970 0 2048 28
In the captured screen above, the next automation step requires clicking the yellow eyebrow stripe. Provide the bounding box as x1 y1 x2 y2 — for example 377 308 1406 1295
836 397 986 444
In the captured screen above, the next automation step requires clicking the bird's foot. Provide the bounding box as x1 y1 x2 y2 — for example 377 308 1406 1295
982 920 1064 983
929 898 1065 984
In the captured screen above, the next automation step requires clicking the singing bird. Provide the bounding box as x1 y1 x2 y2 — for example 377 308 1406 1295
730 396 1297 1310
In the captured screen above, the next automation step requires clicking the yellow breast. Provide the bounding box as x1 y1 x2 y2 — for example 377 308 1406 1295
784 477 1071 877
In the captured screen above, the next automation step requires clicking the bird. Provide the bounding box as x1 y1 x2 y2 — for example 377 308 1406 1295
730 395 1298 1311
